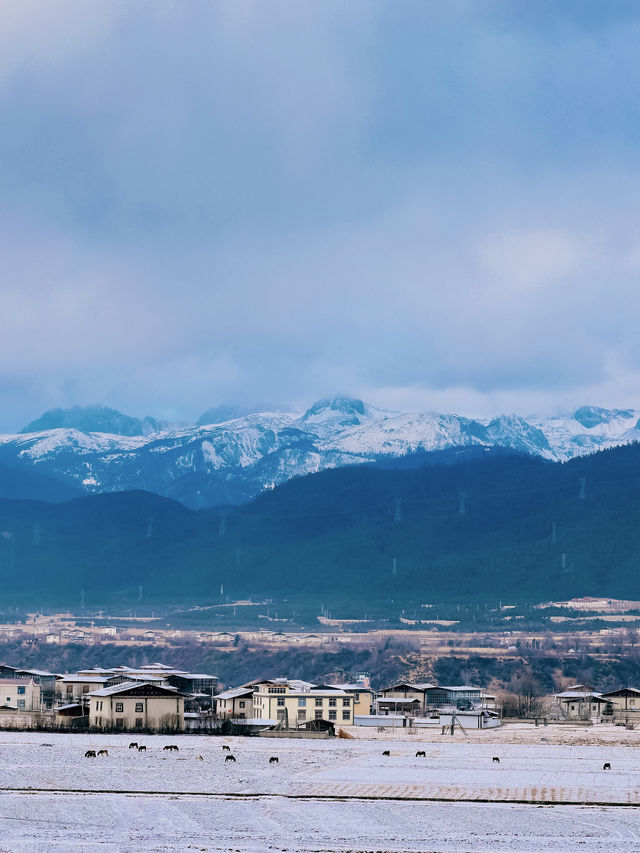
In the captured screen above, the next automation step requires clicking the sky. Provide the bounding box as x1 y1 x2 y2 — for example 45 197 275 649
2 0 640 431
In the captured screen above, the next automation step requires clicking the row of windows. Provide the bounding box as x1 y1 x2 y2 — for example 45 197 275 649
95 717 144 727
281 697 350 708
297 710 351 721
94 700 145 713
115 702 144 713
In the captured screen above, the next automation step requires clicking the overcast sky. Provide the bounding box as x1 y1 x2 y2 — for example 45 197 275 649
2 1 640 430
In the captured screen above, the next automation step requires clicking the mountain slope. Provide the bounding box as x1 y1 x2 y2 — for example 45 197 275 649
2 441 640 609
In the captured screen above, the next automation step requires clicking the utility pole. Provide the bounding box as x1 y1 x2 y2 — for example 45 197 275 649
394 498 402 523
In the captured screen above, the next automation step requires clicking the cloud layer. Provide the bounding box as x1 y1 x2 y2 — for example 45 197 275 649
1 1 640 429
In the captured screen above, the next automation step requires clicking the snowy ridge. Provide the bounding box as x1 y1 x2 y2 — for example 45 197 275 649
1 399 639 507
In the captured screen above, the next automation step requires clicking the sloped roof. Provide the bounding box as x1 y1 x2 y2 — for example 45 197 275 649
214 686 254 700
556 691 606 700
381 682 434 692
88 681 181 698
58 675 108 684
601 686 640 697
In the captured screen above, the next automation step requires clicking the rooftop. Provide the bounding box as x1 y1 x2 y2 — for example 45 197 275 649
88 681 181 698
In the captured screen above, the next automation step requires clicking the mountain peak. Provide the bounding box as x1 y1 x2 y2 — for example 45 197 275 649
21 405 153 437
573 406 636 429
196 402 284 427
302 397 366 420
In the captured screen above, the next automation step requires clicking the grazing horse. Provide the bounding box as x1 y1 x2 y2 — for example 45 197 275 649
492 757 500 763
382 750 390 756
163 745 179 752
138 745 147 752
85 750 96 758
222 745 231 751
225 754 236 762
416 750 426 758
97 749 108 757
603 762 611 770
129 742 138 749
269 756 279 764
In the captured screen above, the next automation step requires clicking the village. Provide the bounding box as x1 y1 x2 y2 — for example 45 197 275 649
3 598 640 659
2 656 640 737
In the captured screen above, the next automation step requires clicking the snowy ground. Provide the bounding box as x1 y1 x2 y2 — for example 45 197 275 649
1 727 640 851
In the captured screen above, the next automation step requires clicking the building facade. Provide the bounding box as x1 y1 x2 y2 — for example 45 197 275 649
88 682 184 731
214 686 255 718
0 678 41 711
251 680 354 726
56 675 109 706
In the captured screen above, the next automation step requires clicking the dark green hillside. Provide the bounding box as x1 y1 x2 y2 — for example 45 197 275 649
1 443 640 609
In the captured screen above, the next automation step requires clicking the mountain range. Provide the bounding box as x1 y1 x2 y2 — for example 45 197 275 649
2 440 640 610
1 398 639 508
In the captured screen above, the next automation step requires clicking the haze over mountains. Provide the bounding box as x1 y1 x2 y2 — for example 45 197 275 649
2 398 640 508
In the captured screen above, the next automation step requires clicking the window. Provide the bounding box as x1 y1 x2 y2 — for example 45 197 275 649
277 698 285 706
135 718 143 727
315 710 323 720
342 698 350 707
135 702 143 713
298 697 306 707
66 685 73 695
297 709 306 720
17 686 25 695
315 698 322 707
115 702 124 713
18 700 25 709
268 687 286 694
82 685 89 693
329 698 336 707
116 718 124 728
239 701 245 709
328 710 337 721
342 711 350 720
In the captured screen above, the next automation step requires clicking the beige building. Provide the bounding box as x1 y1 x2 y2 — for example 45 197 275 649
251 679 354 726
330 683 375 716
88 682 184 731
214 686 254 718
554 689 610 721
57 675 109 705
0 678 41 711
601 687 640 721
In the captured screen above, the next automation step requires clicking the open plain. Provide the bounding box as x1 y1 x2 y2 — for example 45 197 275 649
1 725 640 851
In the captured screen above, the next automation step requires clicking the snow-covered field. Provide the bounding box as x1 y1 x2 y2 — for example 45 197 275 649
1 728 640 851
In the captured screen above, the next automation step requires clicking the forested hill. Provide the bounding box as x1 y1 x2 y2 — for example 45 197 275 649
1 442 640 609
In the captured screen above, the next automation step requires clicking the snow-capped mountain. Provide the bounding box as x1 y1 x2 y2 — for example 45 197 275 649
1 400 639 508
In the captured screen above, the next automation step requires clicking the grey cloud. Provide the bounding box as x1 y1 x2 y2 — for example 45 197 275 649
0 1 640 430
